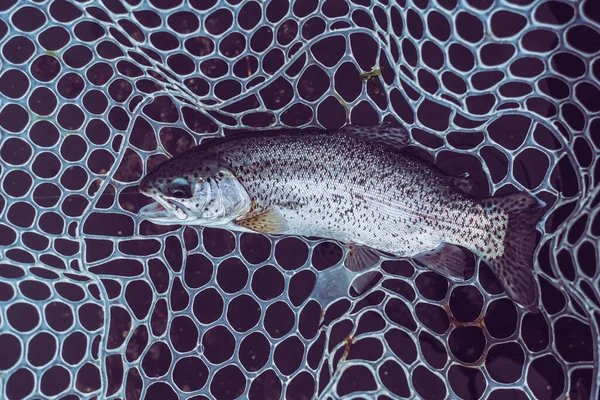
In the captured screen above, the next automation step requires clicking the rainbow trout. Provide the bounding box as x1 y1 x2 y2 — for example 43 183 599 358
139 124 544 311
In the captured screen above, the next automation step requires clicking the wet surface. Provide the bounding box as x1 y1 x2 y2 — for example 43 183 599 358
0 0 598 399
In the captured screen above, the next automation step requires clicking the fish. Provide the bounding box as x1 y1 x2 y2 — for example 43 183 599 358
138 123 544 312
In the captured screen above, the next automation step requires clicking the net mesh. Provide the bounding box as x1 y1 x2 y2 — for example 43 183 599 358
0 0 598 398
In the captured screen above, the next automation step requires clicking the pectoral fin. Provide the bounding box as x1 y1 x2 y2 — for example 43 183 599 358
234 208 288 234
345 246 380 272
413 243 467 280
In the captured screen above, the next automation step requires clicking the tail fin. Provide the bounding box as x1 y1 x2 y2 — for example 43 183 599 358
481 193 545 312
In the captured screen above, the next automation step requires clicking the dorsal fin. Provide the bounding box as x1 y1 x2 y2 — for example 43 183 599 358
339 121 410 150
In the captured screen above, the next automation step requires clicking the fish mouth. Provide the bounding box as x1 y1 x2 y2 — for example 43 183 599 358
138 197 189 223
139 200 172 219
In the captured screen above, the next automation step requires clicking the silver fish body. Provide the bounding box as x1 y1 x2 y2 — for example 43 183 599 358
139 126 544 311
205 133 492 257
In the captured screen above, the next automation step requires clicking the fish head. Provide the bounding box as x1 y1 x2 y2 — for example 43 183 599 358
138 155 251 226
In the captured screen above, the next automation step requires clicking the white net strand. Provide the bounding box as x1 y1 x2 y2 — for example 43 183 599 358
0 0 598 399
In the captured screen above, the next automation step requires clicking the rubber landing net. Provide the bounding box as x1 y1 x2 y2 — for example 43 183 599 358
0 0 598 399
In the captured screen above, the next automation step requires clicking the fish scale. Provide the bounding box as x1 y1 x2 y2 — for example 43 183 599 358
218 132 487 254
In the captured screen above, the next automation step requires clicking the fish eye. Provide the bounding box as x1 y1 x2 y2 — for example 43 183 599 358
167 180 192 199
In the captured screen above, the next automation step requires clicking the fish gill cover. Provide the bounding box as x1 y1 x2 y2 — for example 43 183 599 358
0 0 597 399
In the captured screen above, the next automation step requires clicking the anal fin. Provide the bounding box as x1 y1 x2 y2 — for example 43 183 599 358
413 243 467 280
234 208 288 234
